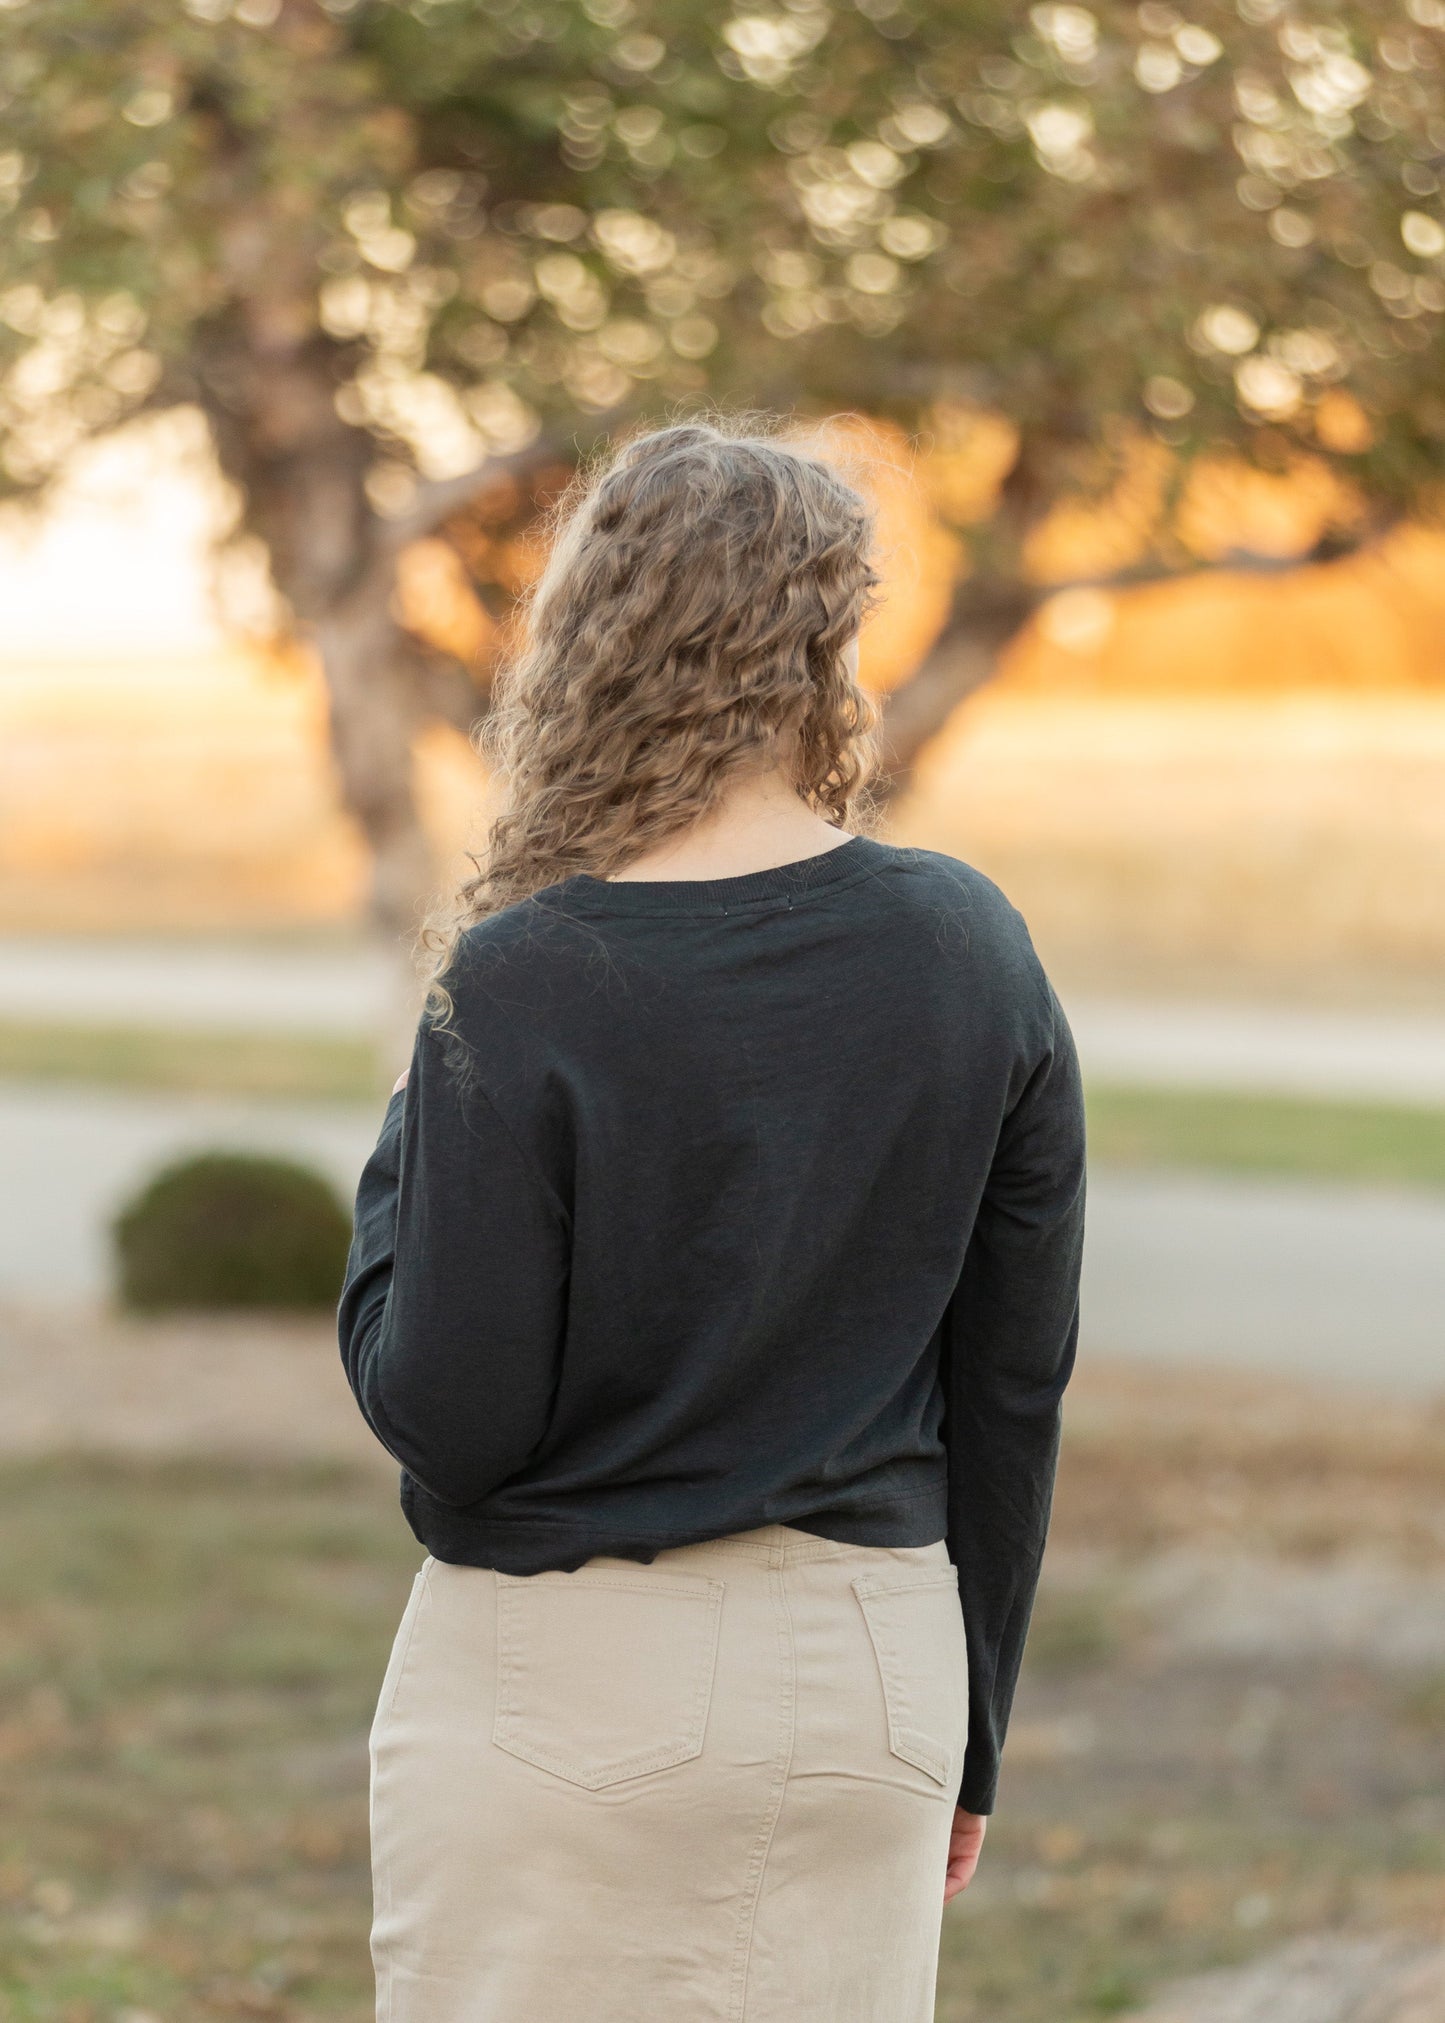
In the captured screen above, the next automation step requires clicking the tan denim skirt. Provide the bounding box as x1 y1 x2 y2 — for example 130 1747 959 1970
369 1523 968 2022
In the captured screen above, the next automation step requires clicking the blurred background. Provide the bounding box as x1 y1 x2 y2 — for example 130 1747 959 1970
0 2 1442 2018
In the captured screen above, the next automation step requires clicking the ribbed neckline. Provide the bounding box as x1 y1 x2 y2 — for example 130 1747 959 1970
540 833 894 916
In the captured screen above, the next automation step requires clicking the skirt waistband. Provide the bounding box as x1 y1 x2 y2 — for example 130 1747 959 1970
654 1522 950 1571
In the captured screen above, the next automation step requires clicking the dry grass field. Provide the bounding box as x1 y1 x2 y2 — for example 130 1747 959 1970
900 690 1445 1002
4 653 1445 1005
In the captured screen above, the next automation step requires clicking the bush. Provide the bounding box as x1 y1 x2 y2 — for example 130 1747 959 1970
113 1151 353 1312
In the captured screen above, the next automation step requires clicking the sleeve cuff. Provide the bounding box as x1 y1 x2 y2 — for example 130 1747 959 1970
958 1760 999 1815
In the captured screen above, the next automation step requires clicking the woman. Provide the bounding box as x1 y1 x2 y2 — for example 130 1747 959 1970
338 418 1086 2023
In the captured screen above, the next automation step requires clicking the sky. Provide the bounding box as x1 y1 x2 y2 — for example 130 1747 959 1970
0 411 231 660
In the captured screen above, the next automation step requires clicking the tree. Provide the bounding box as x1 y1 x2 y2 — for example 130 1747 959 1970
710 0 1445 779
1 0 801 944
4 0 1444 940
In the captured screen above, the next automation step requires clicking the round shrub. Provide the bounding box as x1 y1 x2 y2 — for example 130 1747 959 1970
113 1151 352 1312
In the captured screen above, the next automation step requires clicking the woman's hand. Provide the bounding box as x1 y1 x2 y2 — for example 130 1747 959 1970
944 1809 987 1903
392 1067 410 1095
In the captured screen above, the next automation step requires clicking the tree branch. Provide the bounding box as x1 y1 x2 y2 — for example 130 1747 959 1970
381 433 581 549
398 633 499 737
1042 506 1406 596
875 580 1040 797
874 506 1408 801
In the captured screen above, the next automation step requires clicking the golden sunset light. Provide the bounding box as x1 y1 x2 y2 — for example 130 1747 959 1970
6 8 1445 2017
5 411 1443 989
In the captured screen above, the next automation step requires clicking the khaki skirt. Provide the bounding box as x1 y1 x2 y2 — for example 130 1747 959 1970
369 1523 968 2022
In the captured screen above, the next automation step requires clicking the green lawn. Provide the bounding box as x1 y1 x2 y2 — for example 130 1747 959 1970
4 1015 1445 1191
0 1020 382 1103
0 1459 416 2020
0 1448 1438 2022
1085 1082 1445 1189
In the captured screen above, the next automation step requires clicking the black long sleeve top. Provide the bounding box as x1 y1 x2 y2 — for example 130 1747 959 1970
338 833 1086 1814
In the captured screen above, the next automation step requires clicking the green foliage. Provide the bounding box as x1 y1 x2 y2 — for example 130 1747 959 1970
4 0 1445 520
111 1149 353 1311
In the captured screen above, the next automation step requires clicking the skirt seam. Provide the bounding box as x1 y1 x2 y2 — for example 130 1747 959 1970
728 1561 798 2021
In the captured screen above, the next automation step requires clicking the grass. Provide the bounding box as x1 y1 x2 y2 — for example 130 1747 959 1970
0 1458 417 2020
5 1019 1445 1192
0 1425 1440 2022
1016 1588 1125 1677
0 1020 382 1103
1084 1082 1445 1190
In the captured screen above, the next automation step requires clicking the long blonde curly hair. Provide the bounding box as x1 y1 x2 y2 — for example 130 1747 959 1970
422 414 885 1019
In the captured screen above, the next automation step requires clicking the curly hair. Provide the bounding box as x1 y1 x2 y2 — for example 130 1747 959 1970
421 413 885 1020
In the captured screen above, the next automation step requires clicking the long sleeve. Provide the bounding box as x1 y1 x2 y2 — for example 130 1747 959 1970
944 979 1087 1815
337 1000 571 1509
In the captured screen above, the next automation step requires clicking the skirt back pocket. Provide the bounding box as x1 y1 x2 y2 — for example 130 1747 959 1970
851 1566 968 1788
493 1567 725 1789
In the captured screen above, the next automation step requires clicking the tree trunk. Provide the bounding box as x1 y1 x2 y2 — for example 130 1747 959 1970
312 567 436 948
194 324 456 1066
874 580 1038 800
311 564 440 1060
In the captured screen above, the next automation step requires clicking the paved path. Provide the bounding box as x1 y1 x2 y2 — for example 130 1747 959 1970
1066 997 1445 1106
3 1084 1442 1395
0 936 397 1036
1081 1170 1445 1394
3 938 1445 1103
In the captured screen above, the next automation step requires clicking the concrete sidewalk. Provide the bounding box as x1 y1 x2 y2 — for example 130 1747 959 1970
0 935 396 1036
1066 997 1445 1106
1081 1169 1445 1395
